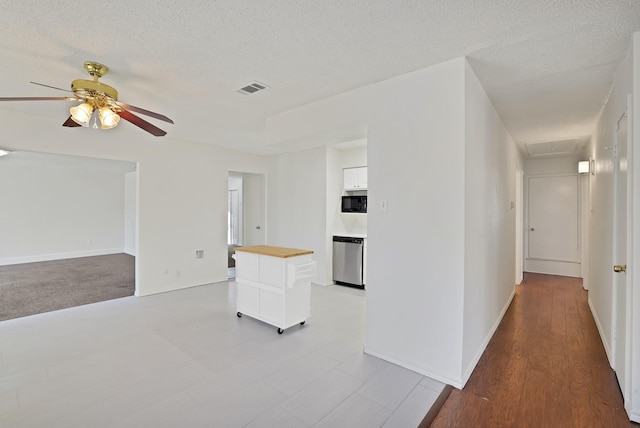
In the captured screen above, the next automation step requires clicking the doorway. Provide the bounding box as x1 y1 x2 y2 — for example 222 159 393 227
525 173 581 277
227 171 265 277
0 150 137 318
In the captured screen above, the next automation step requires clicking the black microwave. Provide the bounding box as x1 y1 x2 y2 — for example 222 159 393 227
342 195 367 213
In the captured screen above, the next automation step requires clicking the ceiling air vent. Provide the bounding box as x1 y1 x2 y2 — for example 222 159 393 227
236 81 269 96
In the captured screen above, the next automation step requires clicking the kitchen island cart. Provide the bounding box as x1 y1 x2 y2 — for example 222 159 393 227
234 245 316 334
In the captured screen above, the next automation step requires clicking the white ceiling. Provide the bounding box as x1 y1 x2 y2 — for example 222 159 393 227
1 1 639 157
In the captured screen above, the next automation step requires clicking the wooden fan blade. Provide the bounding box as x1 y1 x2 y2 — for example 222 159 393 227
116 102 174 123
62 116 82 127
0 96 74 101
30 82 74 93
118 110 167 137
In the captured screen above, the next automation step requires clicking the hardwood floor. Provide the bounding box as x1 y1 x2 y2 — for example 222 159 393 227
430 272 638 427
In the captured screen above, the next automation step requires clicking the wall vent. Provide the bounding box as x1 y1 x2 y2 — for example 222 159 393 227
236 81 269 96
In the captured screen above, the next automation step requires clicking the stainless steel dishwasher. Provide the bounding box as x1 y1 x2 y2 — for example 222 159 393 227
332 236 364 288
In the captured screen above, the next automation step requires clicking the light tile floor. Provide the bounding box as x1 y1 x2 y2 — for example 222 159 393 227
0 280 445 427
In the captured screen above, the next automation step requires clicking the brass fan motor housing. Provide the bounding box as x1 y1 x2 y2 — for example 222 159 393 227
71 62 118 101
71 79 119 101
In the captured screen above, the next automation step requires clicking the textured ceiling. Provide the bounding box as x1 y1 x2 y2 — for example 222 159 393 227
0 1 639 156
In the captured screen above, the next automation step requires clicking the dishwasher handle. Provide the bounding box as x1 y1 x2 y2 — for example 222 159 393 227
333 236 364 244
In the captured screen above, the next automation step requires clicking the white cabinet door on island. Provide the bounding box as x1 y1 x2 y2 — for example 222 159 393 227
234 245 316 334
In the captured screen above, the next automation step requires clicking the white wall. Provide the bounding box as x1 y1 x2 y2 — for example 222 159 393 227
0 111 269 296
266 57 519 387
328 148 346 236
267 146 332 285
0 151 132 265
367 59 467 386
124 170 137 256
524 155 583 175
462 61 523 381
242 173 265 246
340 146 367 168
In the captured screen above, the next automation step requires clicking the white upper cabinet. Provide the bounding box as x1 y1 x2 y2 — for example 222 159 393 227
344 166 367 190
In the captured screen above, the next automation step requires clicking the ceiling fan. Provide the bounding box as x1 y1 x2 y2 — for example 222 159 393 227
0 61 173 137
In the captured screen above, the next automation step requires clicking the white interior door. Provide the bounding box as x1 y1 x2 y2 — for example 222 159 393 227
526 174 580 276
613 109 629 400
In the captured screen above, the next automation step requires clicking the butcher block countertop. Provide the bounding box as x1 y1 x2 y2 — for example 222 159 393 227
234 245 313 258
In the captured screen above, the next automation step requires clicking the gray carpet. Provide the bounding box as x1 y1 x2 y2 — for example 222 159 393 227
0 254 135 322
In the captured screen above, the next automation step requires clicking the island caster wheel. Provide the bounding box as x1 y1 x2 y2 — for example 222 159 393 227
277 328 284 334
237 312 242 318
300 321 306 325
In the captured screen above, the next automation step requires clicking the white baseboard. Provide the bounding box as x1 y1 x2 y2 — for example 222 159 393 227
0 248 125 266
135 278 216 297
588 295 613 366
363 346 462 389
524 259 581 277
362 288 517 390
461 288 517 386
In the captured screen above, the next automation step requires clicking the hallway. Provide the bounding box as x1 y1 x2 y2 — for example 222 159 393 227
430 273 637 427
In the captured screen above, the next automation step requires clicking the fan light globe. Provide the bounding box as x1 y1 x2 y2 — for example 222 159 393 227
69 102 93 126
98 107 120 129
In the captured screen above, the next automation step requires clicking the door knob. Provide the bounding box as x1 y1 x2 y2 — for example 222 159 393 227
530 228 535 231
613 265 627 273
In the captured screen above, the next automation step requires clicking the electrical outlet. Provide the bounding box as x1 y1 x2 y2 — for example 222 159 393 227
195 250 204 259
